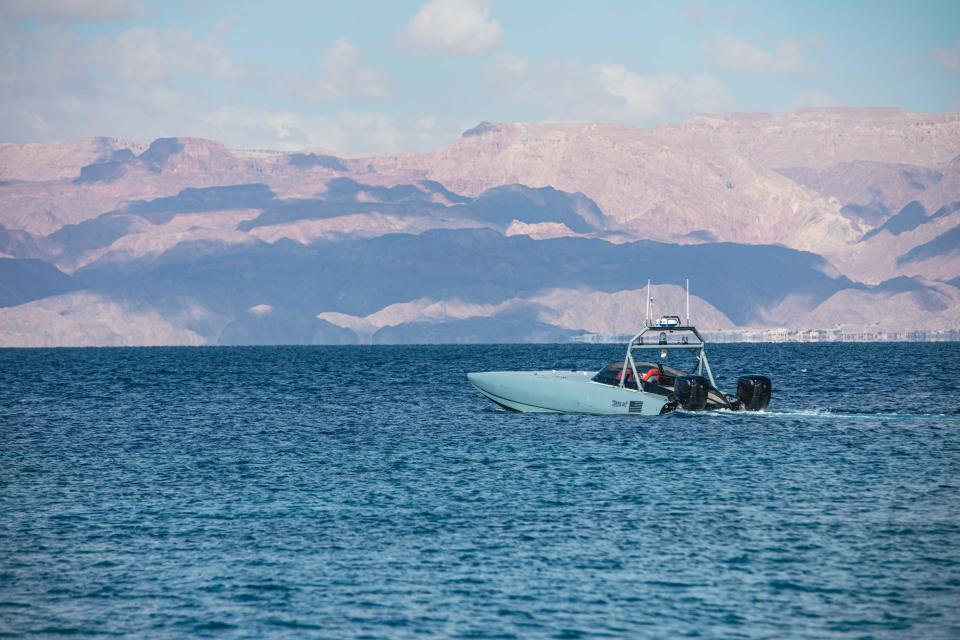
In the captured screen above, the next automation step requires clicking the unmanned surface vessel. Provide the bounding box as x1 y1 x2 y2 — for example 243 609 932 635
467 282 771 415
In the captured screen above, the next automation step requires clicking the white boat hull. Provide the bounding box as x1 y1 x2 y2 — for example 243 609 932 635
467 371 672 416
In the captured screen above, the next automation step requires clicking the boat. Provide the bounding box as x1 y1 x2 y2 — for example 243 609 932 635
467 281 771 415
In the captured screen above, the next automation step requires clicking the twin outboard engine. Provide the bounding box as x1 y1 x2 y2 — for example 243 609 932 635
674 374 771 412
736 375 772 411
674 375 709 411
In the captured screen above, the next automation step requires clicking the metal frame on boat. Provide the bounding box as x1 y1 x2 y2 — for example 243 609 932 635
618 279 718 392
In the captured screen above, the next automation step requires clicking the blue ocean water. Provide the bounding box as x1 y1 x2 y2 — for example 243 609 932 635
1 343 959 638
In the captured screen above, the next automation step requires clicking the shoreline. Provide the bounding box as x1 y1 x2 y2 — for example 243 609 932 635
1 337 959 349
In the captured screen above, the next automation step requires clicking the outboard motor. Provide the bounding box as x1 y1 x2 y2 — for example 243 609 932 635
736 375 772 411
674 375 709 411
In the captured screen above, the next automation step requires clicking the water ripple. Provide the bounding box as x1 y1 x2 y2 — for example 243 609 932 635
0 343 959 638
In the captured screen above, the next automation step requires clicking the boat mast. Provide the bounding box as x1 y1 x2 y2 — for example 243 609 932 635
685 278 690 325
626 278 654 389
645 279 651 324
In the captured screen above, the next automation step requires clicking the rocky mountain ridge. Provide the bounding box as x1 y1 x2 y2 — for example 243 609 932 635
0 107 957 345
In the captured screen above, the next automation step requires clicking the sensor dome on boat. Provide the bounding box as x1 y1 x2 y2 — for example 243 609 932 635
655 316 681 327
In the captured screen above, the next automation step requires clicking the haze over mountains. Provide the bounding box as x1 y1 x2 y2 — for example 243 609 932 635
1 107 958 346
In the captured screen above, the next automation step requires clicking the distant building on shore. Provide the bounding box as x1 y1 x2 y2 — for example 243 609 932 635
571 328 960 344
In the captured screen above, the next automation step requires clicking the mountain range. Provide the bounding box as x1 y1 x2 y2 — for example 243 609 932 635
1 107 958 346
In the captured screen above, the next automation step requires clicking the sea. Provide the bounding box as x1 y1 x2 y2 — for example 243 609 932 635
1 343 959 638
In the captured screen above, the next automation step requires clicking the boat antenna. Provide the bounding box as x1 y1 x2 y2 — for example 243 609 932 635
686 278 690 325
645 279 652 323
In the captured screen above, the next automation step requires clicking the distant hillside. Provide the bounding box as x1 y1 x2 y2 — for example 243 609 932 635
0 258 78 307
0 107 957 346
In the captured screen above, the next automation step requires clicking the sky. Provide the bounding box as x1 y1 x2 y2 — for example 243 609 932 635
2 0 959 154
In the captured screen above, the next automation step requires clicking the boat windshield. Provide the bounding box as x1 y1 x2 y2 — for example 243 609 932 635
591 362 640 390
591 361 690 389
592 362 628 386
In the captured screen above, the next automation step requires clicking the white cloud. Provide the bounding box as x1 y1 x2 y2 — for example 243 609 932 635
204 107 403 153
701 34 809 73
934 41 960 73
681 1 743 25
0 17 241 143
491 52 527 75
287 38 393 102
797 89 838 108
488 54 735 122
597 65 733 120
199 106 469 154
401 0 502 54
89 25 239 83
0 12 463 155
0 0 146 21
